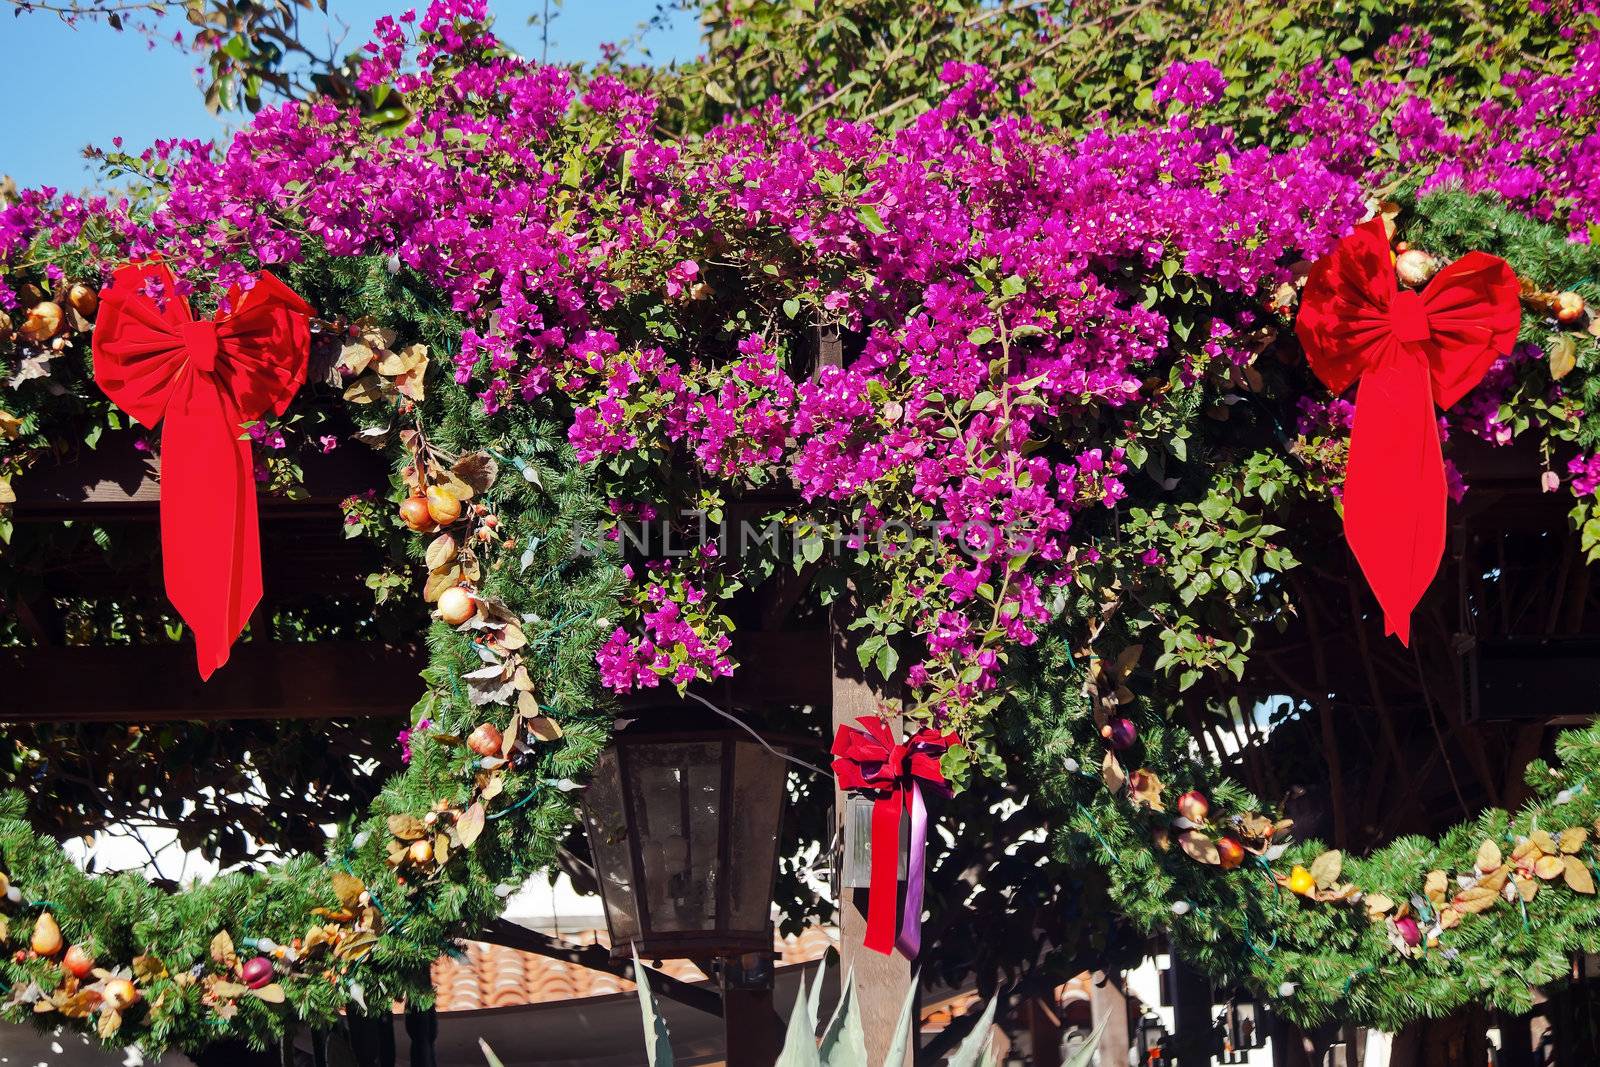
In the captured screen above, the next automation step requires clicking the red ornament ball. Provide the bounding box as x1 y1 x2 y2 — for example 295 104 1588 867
467 723 504 757
241 956 275 990
1394 915 1422 948
1216 837 1245 870
1176 790 1210 823
62 944 95 979
399 496 433 532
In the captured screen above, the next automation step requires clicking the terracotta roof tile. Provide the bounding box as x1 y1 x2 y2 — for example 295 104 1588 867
431 927 838 1013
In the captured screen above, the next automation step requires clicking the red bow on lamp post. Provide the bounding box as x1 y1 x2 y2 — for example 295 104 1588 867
1296 218 1521 644
92 260 313 679
831 716 956 957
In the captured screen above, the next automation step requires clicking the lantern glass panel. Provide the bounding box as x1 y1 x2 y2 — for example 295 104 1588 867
726 740 786 930
580 748 640 945
624 740 724 933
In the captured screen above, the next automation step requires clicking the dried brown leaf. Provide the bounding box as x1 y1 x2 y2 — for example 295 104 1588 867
1478 864 1510 894
526 715 563 742
1564 855 1596 895
210 931 236 968
1536 854 1566 880
423 566 462 603
1455 885 1500 915
452 453 500 495
1178 831 1221 865
1101 751 1126 794
1476 839 1502 873
1560 827 1589 854
331 870 366 909
425 534 457 572
456 802 486 849
131 956 167 985
1309 850 1343 890
387 814 427 841
334 932 379 962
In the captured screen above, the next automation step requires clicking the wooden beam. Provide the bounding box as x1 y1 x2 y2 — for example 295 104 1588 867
1091 971 1132 1067
476 918 724 1019
0 642 424 722
11 431 388 516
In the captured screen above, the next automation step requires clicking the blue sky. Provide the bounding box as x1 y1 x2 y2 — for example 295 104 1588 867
0 1 701 192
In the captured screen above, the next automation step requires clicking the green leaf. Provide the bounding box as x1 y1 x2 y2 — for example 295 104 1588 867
1064 1019 1109 1067
857 204 889 235
818 969 868 1065
632 947 675 1067
880 974 921 1067
783 298 801 319
945 996 999 1067
775 975 821 1067
806 956 828 1033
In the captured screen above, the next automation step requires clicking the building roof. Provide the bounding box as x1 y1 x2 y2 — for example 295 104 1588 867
430 927 839 1012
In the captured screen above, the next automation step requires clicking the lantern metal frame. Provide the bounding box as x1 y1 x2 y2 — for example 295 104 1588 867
579 707 804 960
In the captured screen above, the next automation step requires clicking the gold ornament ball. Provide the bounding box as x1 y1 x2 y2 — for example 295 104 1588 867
1287 865 1316 896
20 301 63 343
1394 249 1440 288
408 839 435 865
438 586 476 626
426 485 462 526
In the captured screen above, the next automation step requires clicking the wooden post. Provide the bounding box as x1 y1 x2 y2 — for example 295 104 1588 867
1091 971 1132 1067
1168 956 1213 1067
1027 995 1064 1067
831 597 916 1067
1497 1011 1536 1067
722 954 784 1067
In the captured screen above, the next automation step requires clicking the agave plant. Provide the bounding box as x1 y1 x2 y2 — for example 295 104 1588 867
622 946 1104 1067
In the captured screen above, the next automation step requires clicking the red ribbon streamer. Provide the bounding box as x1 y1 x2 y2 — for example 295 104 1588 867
1296 219 1520 643
91 261 312 678
831 716 955 957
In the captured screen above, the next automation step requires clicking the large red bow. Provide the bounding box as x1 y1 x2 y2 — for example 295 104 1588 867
92 261 312 678
1296 219 1520 643
832 716 955 957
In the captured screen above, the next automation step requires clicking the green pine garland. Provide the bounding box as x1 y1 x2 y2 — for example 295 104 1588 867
0 184 1599 1055
0 251 626 1053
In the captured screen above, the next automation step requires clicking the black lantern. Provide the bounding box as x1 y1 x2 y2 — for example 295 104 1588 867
579 707 791 959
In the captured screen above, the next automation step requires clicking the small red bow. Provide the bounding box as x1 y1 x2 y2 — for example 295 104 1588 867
92 261 312 678
832 716 955 957
1296 218 1520 643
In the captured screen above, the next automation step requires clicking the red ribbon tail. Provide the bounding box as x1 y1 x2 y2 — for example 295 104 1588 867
864 791 902 956
161 376 263 679
1344 349 1445 647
